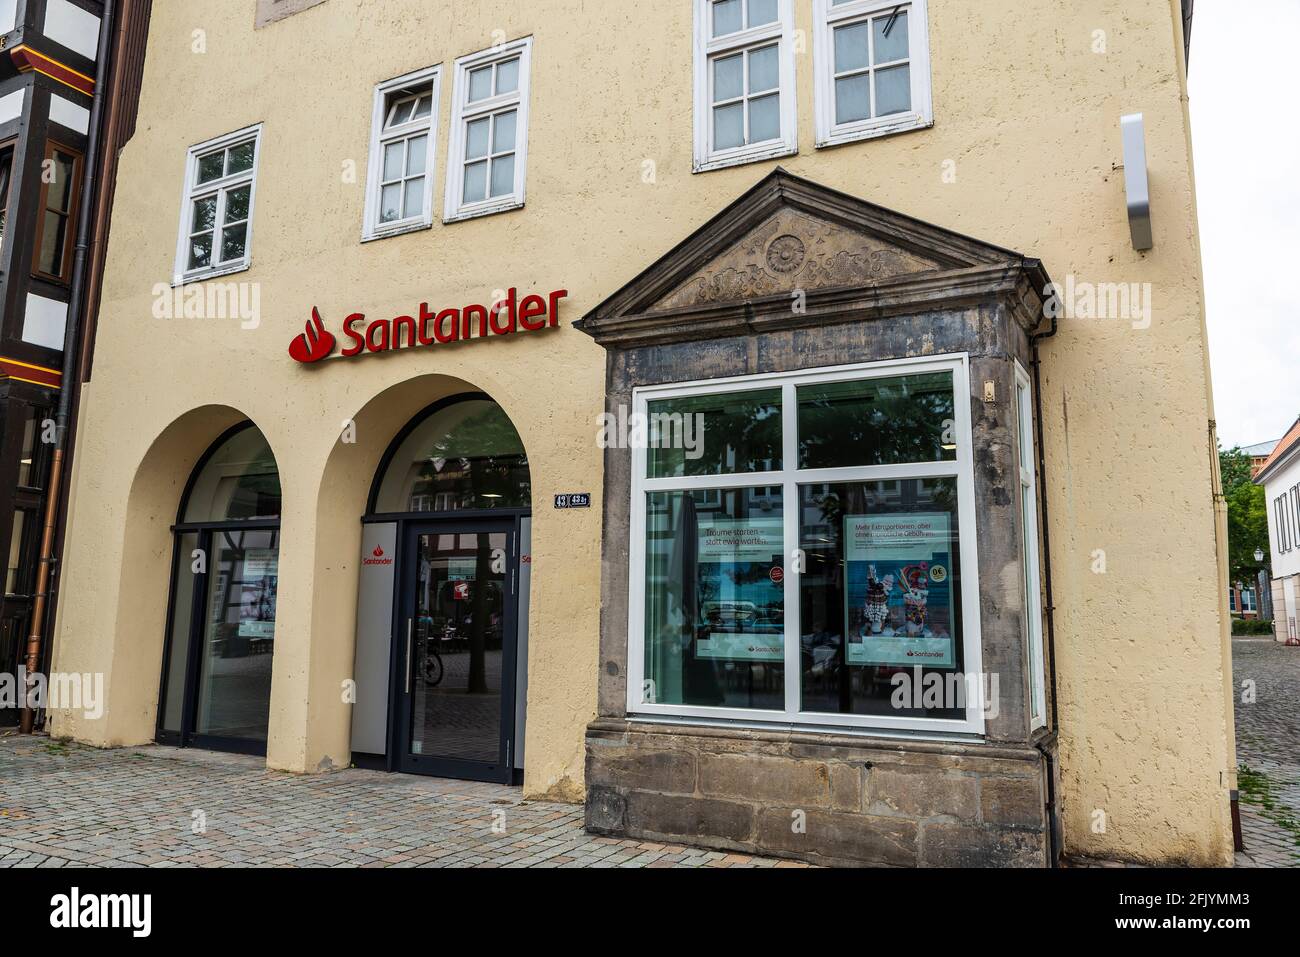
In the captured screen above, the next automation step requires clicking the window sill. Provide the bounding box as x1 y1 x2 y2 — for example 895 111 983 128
172 261 251 287
443 198 525 225
815 115 933 150
693 142 799 174
615 713 985 747
361 219 433 243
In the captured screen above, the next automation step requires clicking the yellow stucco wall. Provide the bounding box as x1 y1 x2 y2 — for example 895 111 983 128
49 0 1233 863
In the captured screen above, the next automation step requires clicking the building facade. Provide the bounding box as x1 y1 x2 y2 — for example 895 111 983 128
0 0 149 728
1256 417 1300 644
47 0 1235 866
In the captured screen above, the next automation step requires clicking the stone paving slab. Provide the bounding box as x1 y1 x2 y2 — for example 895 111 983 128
0 734 806 869
1231 638 1300 868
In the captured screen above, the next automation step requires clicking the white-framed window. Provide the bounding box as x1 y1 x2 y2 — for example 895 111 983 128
363 65 440 241
173 124 262 283
1242 589 1257 614
443 37 532 223
627 354 986 736
1015 362 1047 731
812 0 933 149
693 0 798 173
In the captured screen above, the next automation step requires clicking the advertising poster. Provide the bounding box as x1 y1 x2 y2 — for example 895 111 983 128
693 517 784 662
844 513 955 668
238 548 278 640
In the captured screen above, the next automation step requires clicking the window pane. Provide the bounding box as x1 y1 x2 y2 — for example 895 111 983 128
412 94 432 119
493 110 517 153
468 65 493 102
496 57 520 95
406 134 428 176
489 153 515 198
380 183 402 222
192 195 217 232
194 529 278 741
835 74 871 124
374 399 531 512
748 93 780 143
5 510 25 595
875 64 911 116
646 388 782 478
220 223 247 262
713 53 743 102
159 531 200 734
223 186 250 223
747 0 778 27
188 232 213 269
197 151 224 183
713 102 744 150
383 141 405 181
834 21 871 74
465 117 490 159
16 412 37 488
644 487 784 711
388 98 414 127
463 160 488 204
798 372 956 469
226 141 255 175
712 0 742 37
37 210 66 275
748 44 779 93
800 479 964 720
50 153 76 211
873 9 909 64
183 426 281 523
402 177 424 218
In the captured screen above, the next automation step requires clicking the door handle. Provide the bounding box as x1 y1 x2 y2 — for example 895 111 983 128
405 618 413 694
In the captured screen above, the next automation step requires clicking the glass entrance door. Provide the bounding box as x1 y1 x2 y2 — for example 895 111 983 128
395 519 518 782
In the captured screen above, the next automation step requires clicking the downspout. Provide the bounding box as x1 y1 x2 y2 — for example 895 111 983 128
19 0 117 733
1028 279 1061 865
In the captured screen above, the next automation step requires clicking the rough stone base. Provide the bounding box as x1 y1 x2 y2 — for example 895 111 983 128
585 719 1051 868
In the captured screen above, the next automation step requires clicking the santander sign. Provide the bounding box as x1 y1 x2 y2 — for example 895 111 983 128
289 287 569 364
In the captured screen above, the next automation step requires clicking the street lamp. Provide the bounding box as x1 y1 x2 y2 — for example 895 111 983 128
1255 547 1265 563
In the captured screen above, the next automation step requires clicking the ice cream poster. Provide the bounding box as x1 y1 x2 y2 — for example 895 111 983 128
693 517 785 663
844 514 955 668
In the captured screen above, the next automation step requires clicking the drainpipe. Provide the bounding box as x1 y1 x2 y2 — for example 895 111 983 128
19 0 117 734
1027 270 1061 866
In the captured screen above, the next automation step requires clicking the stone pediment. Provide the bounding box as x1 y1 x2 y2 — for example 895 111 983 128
578 168 1051 348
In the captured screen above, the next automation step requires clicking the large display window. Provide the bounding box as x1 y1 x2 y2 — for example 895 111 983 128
628 355 986 734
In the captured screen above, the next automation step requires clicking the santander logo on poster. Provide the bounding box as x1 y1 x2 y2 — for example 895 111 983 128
363 545 393 567
289 288 569 364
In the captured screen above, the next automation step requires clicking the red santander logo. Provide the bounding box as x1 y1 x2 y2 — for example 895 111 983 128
290 287 568 365
289 307 338 363
363 545 393 567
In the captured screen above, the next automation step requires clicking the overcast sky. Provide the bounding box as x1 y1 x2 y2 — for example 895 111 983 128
1189 0 1300 450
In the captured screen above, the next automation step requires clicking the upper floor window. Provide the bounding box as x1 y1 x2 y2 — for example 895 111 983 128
174 125 262 283
33 142 82 283
813 0 933 148
444 37 532 223
364 66 440 240
694 0 797 172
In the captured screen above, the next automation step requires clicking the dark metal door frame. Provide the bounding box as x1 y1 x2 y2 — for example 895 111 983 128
388 515 520 784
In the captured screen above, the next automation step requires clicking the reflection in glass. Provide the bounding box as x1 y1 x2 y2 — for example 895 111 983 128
798 372 955 469
409 531 508 763
159 532 199 734
375 400 530 513
183 427 282 523
194 530 278 740
799 479 963 720
644 487 784 710
647 388 781 479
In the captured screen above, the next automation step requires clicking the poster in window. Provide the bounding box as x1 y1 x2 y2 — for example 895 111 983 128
238 548 278 640
694 517 784 662
844 513 955 668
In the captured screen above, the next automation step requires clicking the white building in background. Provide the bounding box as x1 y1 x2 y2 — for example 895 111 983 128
1256 416 1300 643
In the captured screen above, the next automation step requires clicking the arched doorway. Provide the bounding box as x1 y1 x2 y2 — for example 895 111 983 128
363 393 531 783
156 423 281 754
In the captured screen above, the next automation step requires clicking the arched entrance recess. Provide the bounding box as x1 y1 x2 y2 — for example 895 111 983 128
357 393 531 784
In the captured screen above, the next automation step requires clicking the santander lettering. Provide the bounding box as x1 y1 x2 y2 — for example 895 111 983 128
289 287 568 364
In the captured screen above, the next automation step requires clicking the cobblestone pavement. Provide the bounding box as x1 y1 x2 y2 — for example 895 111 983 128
0 735 806 868
1232 638 1300 868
